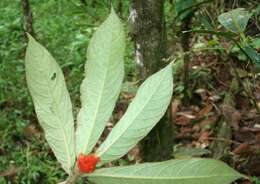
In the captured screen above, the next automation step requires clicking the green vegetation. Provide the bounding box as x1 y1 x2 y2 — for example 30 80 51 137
0 1 132 183
0 0 259 183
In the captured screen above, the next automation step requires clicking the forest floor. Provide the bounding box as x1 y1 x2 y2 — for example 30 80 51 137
1 31 260 184
100 42 260 184
1 1 260 184
1 43 260 184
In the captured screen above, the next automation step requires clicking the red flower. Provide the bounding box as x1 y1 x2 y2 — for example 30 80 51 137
77 154 100 173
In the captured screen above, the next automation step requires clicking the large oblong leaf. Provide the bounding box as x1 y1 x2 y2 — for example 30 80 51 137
25 35 75 174
88 158 244 184
76 9 125 155
96 64 173 163
218 8 251 33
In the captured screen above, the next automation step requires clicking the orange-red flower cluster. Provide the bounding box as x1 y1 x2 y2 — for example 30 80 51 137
77 154 100 173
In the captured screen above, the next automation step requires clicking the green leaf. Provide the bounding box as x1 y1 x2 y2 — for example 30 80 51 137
244 45 260 65
218 8 251 33
88 158 244 184
243 45 260 65
96 64 173 163
251 38 260 49
197 13 214 30
173 147 211 158
76 9 125 155
25 35 75 174
174 0 194 20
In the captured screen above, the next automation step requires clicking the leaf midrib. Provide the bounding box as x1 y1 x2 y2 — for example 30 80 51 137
30 50 72 173
89 174 241 180
97 68 169 158
81 25 123 155
81 61 109 154
48 82 71 172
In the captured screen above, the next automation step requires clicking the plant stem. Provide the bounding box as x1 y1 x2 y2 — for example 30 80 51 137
21 0 35 37
65 167 80 184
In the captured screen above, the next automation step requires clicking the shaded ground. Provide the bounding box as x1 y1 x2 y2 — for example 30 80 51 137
0 1 259 184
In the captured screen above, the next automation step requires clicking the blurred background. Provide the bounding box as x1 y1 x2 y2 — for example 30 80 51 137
0 0 259 183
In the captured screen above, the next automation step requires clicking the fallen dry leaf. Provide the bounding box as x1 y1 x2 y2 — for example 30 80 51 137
175 115 191 126
233 143 251 155
24 124 42 139
197 104 213 118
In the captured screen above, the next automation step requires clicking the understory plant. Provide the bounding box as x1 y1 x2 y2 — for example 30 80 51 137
25 9 245 184
218 8 260 66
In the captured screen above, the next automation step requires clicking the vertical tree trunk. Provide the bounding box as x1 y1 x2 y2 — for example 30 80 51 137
131 0 166 78
131 0 173 162
21 0 35 37
117 0 123 16
181 14 193 102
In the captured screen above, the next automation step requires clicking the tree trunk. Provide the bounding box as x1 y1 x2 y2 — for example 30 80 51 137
117 0 123 16
131 0 173 162
131 0 166 78
21 0 35 37
180 13 193 103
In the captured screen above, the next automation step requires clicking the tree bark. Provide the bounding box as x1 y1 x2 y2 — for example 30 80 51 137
21 0 35 37
131 0 166 78
180 13 193 103
117 0 123 16
131 0 173 162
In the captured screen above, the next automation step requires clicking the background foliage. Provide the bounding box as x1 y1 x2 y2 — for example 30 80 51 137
0 1 132 183
0 0 259 183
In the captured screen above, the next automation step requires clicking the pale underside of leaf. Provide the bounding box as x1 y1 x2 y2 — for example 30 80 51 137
218 8 250 33
25 35 75 174
96 64 173 163
76 9 125 156
88 158 244 184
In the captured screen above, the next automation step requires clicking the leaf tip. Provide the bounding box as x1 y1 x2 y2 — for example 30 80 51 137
26 33 35 42
109 5 120 21
165 62 173 74
110 4 115 13
26 33 38 52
